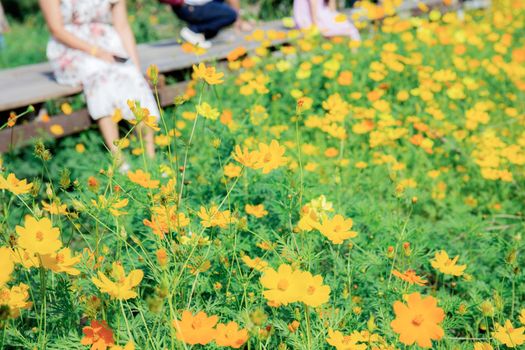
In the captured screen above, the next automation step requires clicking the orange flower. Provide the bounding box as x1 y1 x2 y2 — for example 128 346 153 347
337 71 353 86
172 310 218 345
390 292 445 348
7 112 17 127
391 269 427 286
214 321 249 348
245 204 268 218
81 320 115 350
127 170 159 189
227 46 247 62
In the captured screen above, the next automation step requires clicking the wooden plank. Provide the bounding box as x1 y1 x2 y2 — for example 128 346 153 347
0 110 92 152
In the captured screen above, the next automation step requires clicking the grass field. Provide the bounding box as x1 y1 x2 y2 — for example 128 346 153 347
1 0 524 349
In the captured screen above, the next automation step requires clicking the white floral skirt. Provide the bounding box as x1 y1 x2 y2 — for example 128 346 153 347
47 23 159 121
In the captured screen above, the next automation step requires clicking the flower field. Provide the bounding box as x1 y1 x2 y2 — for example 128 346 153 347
1 0 525 349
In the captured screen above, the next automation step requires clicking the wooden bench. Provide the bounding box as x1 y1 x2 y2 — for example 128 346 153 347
0 0 488 152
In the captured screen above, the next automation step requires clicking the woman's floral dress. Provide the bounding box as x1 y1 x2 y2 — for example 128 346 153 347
47 0 159 120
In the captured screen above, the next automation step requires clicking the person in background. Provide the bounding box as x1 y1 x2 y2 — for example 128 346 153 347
169 0 253 49
294 0 361 41
39 0 159 169
0 1 9 49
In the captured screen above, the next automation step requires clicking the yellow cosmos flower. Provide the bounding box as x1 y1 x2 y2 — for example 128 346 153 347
193 62 224 85
127 100 160 131
16 216 62 256
245 204 268 218
92 262 144 300
326 329 367 350
519 309 525 325
110 341 135 350
0 173 33 195
253 140 288 174
0 283 32 318
143 205 189 238
40 248 82 276
10 248 38 269
430 250 467 276
198 205 235 229
196 102 220 120
232 145 259 168
241 255 268 271
473 342 493 350
492 320 525 348
42 200 68 215
260 264 330 307
215 321 249 348
0 247 14 287
127 170 159 189
92 196 129 217
260 264 303 306
224 163 242 178
298 271 331 307
318 214 357 244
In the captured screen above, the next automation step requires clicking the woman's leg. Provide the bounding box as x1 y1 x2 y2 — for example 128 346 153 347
137 124 156 159
97 116 119 153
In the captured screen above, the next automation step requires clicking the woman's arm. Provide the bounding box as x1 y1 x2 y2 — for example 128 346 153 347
328 0 337 11
111 0 141 69
38 0 115 62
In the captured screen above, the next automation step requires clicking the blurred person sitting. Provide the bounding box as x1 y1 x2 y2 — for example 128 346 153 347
39 0 159 167
161 0 253 49
294 0 360 41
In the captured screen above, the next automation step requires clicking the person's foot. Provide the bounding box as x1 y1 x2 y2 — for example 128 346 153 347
180 27 212 49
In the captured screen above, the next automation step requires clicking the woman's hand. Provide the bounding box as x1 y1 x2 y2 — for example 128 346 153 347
92 47 116 63
234 19 254 32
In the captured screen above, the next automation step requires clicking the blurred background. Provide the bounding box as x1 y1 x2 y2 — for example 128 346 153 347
0 0 360 69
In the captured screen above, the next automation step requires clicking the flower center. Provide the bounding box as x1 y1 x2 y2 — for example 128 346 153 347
307 286 316 295
35 231 44 241
277 279 289 291
412 314 424 326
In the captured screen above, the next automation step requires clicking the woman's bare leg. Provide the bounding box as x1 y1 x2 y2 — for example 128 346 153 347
136 124 155 159
97 116 119 153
